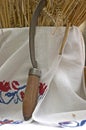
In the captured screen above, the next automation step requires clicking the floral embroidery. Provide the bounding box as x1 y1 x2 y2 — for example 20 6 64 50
20 91 25 99
0 119 23 126
38 82 47 100
58 120 86 128
0 80 47 104
0 80 26 104
39 83 47 95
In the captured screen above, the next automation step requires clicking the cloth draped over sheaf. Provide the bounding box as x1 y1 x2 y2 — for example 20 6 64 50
0 26 86 127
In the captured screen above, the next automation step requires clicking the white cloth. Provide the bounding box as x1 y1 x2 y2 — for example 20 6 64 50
0 26 86 129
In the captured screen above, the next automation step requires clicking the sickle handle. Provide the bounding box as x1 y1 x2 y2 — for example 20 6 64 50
23 68 41 121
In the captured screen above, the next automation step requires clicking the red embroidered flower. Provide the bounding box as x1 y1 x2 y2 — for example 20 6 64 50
39 83 47 95
0 81 11 92
0 80 20 92
20 91 25 99
12 81 20 90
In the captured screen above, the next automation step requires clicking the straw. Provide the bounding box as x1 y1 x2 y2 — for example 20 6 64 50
0 0 86 28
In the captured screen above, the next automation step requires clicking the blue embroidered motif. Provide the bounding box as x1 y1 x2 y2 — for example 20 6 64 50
58 120 86 128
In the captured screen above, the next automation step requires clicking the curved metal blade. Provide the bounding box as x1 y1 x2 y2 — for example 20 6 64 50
29 0 47 68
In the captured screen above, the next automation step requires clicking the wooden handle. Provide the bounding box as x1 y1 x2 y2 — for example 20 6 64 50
23 75 40 120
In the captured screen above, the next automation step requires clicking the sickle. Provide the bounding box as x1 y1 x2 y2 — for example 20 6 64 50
23 0 47 121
